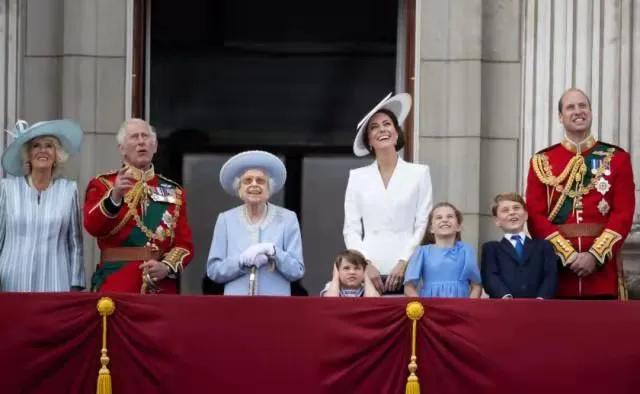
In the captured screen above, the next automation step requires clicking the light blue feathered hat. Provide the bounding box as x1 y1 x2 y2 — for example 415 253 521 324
2 119 83 175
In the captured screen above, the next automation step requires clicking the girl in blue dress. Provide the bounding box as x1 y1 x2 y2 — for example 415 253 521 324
404 202 482 298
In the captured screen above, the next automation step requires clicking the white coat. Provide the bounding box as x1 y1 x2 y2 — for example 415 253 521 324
343 158 433 275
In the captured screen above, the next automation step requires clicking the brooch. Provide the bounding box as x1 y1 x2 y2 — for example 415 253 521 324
162 210 177 227
595 177 611 195
597 199 610 216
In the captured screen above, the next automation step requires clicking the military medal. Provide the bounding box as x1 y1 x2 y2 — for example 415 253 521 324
154 226 166 241
595 177 611 195
162 210 177 227
150 185 177 203
591 158 600 175
597 199 610 215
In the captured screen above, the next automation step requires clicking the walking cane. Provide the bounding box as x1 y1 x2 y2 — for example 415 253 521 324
248 266 257 296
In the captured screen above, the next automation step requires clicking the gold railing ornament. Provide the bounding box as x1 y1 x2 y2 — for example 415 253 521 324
405 301 425 394
96 297 116 394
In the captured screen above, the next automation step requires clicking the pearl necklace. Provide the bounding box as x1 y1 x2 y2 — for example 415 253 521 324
244 204 268 226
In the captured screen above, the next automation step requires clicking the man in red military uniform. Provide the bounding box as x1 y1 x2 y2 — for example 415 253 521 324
526 88 635 299
84 118 193 293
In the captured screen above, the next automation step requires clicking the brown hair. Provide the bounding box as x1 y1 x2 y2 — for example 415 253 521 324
361 108 406 156
421 202 463 245
334 249 368 270
491 192 527 216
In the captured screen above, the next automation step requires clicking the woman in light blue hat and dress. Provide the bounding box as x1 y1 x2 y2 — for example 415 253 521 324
0 120 85 291
206 150 305 295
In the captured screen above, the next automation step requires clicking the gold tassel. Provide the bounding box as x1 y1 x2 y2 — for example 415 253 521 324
405 301 425 394
96 297 116 394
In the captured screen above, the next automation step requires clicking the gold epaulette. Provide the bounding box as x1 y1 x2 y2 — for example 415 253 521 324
546 231 577 266
589 228 622 266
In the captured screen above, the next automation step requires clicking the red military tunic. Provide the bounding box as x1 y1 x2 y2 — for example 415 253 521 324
84 166 193 293
526 136 635 298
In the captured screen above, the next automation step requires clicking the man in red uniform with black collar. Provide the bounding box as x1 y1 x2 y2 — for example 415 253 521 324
526 88 635 299
526 89 635 299
84 118 193 293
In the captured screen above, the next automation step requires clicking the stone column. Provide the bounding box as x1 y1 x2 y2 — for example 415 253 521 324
416 0 523 247
417 0 483 247
478 0 523 243
0 0 23 165
63 0 129 282
20 0 130 284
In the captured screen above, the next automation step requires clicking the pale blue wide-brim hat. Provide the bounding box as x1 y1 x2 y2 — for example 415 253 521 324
1 119 83 176
219 150 287 196
353 92 412 157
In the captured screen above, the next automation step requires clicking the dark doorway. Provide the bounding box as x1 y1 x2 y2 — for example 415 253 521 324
140 0 407 294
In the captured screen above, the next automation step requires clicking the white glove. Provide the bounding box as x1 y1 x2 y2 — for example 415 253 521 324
254 242 276 257
239 243 275 267
252 253 269 268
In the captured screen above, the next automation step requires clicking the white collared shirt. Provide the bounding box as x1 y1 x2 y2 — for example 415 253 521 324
503 231 527 248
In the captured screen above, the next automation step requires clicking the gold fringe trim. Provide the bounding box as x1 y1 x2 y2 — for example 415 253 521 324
405 301 425 394
97 297 116 394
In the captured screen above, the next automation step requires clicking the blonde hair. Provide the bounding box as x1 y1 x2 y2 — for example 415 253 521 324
21 136 69 176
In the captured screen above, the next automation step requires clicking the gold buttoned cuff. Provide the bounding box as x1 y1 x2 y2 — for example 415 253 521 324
546 232 577 266
589 228 622 266
162 247 191 273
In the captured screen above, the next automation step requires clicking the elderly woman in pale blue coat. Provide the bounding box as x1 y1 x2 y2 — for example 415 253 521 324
0 120 85 291
206 150 304 295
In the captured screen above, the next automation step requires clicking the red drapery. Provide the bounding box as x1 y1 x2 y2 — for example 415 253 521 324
1 293 639 394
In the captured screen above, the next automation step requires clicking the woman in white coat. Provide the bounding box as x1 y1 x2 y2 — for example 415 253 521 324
343 93 433 294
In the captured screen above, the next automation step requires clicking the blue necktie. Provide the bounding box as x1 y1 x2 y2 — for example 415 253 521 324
511 235 524 261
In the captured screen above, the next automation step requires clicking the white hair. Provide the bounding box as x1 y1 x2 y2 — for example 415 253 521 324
116 118 157 145
232 168 276 198
21 135 69 176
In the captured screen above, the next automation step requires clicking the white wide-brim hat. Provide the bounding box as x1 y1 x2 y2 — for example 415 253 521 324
353 92 412 157
219 150 287 196
1 119 83 176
